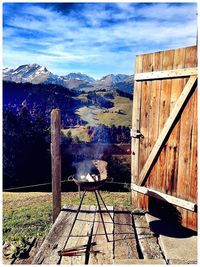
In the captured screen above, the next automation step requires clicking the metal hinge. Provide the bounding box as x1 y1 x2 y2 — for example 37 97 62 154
130 129 144 138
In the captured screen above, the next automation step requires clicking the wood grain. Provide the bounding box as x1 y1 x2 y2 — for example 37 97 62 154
89 206 114 264
138 76 197 187
138 53 152 210
114 207 138 260
51 109 61 222
147 51 162 200
32 205 78 264
132 45 197 231
60 205 96 265
133 213 164 259
131 55 143 207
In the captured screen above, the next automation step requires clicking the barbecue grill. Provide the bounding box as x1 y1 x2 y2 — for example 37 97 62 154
71 159 108 190
67 160 113 242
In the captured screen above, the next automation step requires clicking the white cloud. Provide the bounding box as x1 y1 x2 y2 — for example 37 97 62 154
3 2 197 78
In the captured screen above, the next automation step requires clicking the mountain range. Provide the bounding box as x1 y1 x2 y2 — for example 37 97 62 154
3 64 134 94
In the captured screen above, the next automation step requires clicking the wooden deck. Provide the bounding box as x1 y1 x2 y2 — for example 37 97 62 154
32 206 166 265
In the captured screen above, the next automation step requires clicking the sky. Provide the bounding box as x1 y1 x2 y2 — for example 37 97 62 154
3 2 197 79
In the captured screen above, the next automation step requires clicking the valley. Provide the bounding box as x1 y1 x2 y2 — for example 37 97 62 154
3 68 133 190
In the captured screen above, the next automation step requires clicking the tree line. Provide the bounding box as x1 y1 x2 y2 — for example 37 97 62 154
3 81 131 189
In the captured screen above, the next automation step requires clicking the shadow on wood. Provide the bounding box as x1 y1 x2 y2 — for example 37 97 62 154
148 196 197 238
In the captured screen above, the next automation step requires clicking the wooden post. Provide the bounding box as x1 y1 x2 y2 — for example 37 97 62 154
51 109 61 223
131 55 143 206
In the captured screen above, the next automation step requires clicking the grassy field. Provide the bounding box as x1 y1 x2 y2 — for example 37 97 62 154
97 96 132 127
3 191 132 243
63 94 132 141
75 95 132 127
61 126 90 142
76 105 101 126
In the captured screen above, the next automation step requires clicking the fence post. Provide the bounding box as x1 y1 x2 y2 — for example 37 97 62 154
51 109 61 223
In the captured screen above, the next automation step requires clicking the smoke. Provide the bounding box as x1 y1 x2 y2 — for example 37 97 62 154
73 160 100 180
73 159 108 182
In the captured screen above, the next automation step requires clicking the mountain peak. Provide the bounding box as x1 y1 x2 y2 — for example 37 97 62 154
3 63 133 93
65 72 95 83
99 73 129 84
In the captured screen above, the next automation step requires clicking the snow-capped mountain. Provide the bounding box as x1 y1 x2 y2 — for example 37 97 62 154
84 74 132 92
3 64 92 89
65 72 95 83
3 64 133 93
3 64 53 84
98 74 129 84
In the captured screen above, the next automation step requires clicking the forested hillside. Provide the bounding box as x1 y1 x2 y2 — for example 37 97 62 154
3 81 132 189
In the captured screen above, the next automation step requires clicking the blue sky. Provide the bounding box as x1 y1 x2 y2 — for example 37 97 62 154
3 2 197 79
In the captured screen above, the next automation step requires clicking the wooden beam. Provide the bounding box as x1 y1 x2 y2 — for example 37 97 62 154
133 212 164 260
51 109 61 223
131 184 196 211
135 67 197 81
131 55 142 204
137 75 197 186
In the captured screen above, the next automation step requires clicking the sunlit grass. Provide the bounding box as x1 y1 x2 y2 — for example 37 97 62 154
3 191 132 242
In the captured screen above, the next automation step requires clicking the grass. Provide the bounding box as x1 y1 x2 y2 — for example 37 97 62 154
97 96 132 127
75 95 132 128
76 105 102 126
3 191 132 243
61 126 90 142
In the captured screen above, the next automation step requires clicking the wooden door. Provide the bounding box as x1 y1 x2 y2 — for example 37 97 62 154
131 46 197 231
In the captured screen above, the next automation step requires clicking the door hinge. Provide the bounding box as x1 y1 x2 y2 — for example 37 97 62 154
130 129 144 138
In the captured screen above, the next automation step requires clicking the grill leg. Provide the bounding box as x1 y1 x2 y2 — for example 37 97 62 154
97 190 114 223
58 190 86 263
94 190 110 242
61 190 86 249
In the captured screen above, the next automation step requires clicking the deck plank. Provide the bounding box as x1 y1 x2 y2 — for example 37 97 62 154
133 211 164 260
88 205 114 264
114 258 166 264
114 207 139 260
60 205 96 265
32 205 78 264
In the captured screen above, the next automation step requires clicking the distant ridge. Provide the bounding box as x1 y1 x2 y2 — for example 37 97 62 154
3 64 134 93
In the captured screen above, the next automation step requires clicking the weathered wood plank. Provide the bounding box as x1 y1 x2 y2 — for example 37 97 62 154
134 67 197 81
157 49 174 196
133 212 164 260
138 53 152 210
177 46 197 229
88 206 113 264
184 46 197 233
32 205 78 264
114 258 166 264
138 75 197 186
131 56 143 204
165 48 186 197
168 48 187 225
132 45 197 231
51 109 61 222
114 207 138 260
147 51 162 204
177 87 194 225
140 53 152 171
131 54 143 207
131 184 196 211
60 205 96 265
187 87 198 230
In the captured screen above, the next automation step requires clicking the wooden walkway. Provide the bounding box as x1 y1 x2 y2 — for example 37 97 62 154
32 206 166 265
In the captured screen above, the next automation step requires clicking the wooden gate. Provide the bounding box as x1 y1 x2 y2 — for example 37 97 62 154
131 46 197 231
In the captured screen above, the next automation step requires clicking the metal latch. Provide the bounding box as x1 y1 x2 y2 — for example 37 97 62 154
130 129 144 138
